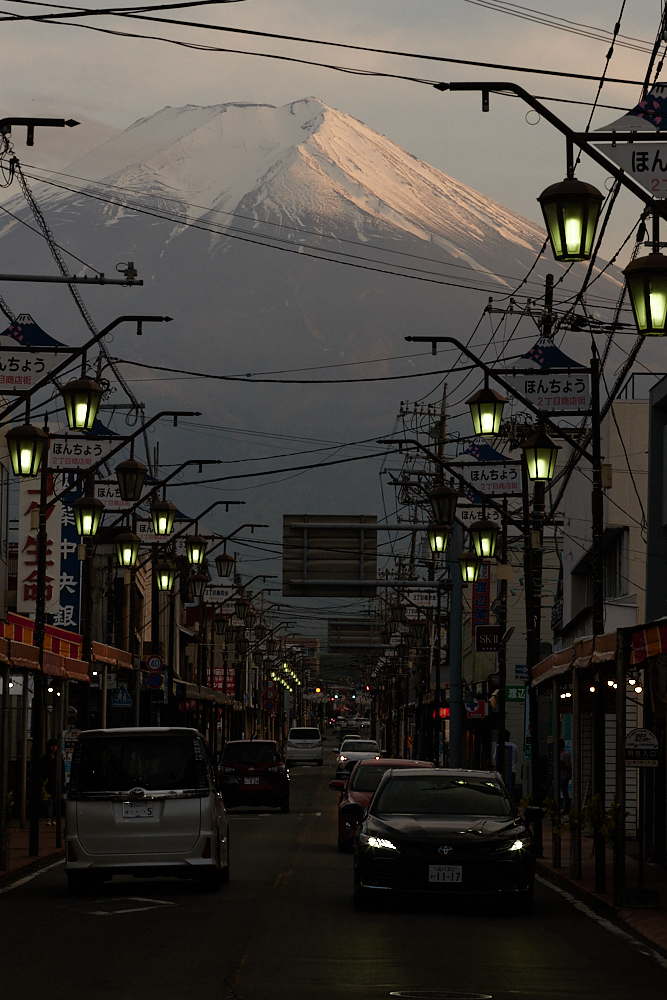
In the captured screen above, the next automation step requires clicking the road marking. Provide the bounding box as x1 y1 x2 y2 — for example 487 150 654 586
0 858 65 894
87 896 177 916
535 874 667 969
272 869 293 889
316 812 322 817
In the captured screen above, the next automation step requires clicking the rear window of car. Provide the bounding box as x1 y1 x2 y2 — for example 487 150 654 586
342 740 378 753
373 775 513 817
351 765 392 792
289 729 321 741
70 734 205 794
221 742 281 764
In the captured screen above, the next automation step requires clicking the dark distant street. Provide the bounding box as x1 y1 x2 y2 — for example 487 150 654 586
2 743 666 1000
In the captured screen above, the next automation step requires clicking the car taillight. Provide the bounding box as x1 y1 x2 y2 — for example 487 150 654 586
67 842 77 863
268 764 286 773
201 838 211 859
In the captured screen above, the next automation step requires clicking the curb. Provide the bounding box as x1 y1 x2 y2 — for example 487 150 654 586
536 860 667 961
0 848 64 888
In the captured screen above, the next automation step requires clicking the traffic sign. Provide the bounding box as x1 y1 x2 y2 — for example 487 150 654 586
146 654 164 673
146 671 164 690
625 728 659 767
111 683 132 708
466 699 486 719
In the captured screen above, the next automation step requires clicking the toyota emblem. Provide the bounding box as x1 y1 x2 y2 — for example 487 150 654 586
438 845 453 855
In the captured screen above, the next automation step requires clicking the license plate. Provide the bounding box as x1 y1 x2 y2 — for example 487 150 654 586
244 777 260 785
429 865 462 883
122 802 153 818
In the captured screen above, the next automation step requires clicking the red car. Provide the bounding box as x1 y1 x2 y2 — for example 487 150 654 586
329 757 434 850
219 740 290 812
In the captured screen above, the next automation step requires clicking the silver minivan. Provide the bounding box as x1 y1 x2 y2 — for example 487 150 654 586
285 727 323 767
65 727 229 894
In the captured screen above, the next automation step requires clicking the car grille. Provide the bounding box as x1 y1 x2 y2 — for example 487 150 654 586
364 855 529 893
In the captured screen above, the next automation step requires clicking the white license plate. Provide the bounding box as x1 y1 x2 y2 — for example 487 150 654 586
244 777 260 785
122 802 153 818
429 865 462 883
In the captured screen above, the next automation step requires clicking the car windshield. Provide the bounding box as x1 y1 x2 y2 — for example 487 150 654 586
221 742 280 764
70 735 204 793
342 740 378 753
373 775 513 817
351 765 393 792
289 729 320 741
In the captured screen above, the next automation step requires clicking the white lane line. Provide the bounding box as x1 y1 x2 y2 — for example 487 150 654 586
535 874 667 969
87 897 177 916
0 858 65 895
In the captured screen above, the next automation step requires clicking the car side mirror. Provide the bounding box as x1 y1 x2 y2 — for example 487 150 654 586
340 802 365 822
329 780 346 791
380 749 388 758
523 806 544 826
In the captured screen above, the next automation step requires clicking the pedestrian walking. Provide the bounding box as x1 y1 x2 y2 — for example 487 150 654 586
40 739 60 826
493 729 518 790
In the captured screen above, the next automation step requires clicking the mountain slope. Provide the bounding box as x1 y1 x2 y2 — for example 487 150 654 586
0 98 625 542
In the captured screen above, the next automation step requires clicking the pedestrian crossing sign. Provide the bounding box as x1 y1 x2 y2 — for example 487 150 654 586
111 683 132 708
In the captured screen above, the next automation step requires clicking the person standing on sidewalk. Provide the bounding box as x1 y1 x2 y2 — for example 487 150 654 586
40 739 60 826
559 738 572 814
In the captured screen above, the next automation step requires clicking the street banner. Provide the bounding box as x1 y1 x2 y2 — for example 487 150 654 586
95 479 152 510
17 474 61 617
471 562 491 637
595 142 667 198
204 585 233 603
136 518 188 545
504 371 590 413
50 436 114 470
0 346 64 391
55 473 83 631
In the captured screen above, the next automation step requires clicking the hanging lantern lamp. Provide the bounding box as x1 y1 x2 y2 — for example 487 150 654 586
71 496 104 537
538 177 603 262
61 376 104 432
6 424 48 477
469 518 499 559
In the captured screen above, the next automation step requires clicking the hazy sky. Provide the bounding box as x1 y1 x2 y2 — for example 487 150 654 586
1 0 664 263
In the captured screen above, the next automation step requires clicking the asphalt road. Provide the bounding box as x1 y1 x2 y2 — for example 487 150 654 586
2 741 667 1000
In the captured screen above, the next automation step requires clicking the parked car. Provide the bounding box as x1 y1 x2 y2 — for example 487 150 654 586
219 740 289 812
285 727 324 767
329 757 434 850
65 727 229 894
352 768 534 912
335 738 381 780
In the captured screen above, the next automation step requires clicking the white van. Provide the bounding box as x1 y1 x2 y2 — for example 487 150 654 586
285 727 323 767
65 727 229 894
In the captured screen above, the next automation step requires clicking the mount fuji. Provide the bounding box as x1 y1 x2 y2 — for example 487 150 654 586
0 98 624 538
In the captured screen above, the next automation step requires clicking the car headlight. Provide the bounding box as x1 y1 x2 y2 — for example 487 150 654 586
498 837 530 853
359 833 398 850
338 755 348 762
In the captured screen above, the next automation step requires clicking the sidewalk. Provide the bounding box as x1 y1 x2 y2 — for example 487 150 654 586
537 823 667 952
0 821 64 886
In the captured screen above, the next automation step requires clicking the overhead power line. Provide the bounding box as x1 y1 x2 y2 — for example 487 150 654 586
5 6 647 87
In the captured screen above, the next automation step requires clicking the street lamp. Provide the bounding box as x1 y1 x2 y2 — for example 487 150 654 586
235 598 251 622
469 518 499 559
427 522 449 554
185 534 207 566
459 550 482 583
61 376 104 431
253 624 267 641
71 496 104 537
215 552 235 577
522 427 560 482
214 615 228 636
155 561 177 592
116 458 147 501
538 177 603 262
623 253 667 335
6 424 48 477
467 379 506 436
115 531 140 567
427 484 458 525
189 572 208 600
150 499 177 537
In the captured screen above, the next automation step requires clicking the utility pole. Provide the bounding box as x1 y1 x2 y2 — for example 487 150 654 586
449 522 463 768
590 339 607 893
496 499 509 784
29 424 49 856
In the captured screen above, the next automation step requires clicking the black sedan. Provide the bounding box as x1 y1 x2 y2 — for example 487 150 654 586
351 768 534 912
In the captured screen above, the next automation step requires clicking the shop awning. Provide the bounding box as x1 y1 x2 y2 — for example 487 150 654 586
532 631 620 686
